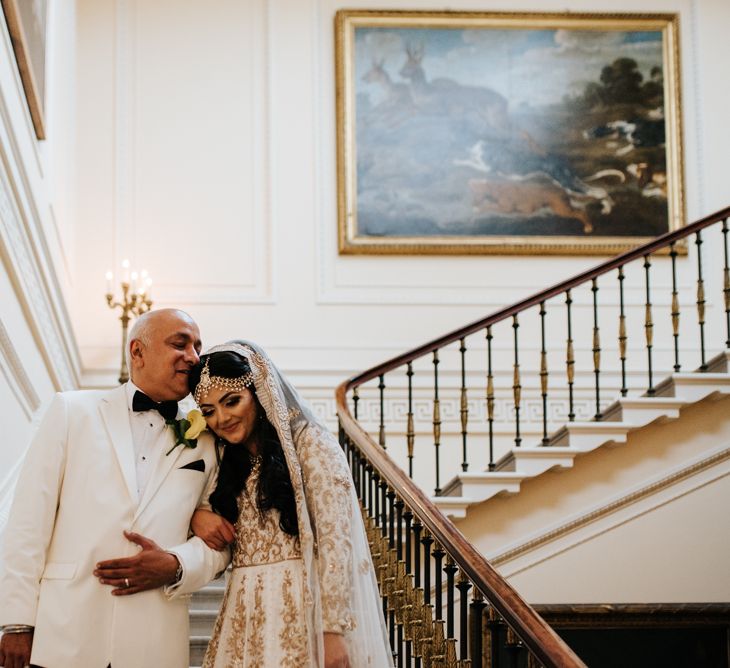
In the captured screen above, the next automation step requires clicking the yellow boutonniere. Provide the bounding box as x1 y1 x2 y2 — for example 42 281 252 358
166 409 208 455
184 409 207 440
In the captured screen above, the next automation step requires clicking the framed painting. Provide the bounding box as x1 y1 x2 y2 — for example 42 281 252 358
335 11 684 255
1 0 48 139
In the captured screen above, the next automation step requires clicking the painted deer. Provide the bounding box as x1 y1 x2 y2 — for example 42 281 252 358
399 44 509 131
361 58 414 125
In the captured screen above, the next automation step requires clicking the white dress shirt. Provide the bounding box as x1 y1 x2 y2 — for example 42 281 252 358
125 381 175 502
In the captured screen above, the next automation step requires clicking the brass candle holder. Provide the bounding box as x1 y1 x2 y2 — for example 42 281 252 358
105 260 153 384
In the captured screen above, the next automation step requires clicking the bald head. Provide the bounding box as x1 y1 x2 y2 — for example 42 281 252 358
128 309 202 401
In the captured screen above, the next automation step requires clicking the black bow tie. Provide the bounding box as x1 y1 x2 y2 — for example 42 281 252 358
132 390 178 421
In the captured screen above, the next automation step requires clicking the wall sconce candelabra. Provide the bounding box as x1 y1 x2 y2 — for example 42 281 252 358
105 259 153 384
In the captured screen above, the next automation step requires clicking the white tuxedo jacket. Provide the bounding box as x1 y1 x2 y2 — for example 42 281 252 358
0 385 230 667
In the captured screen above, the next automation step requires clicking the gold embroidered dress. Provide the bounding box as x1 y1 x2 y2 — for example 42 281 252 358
199 341 393 668
203 456 308 667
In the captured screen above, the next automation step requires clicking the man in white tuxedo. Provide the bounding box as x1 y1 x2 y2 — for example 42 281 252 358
0 309 231 668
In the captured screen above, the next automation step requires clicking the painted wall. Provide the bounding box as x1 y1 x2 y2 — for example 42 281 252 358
0 0 79 507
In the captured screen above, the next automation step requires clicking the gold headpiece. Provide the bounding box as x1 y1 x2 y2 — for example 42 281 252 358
194 358 254 404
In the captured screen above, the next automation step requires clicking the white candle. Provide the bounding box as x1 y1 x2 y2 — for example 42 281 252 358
121 259 130 284
105 271 113 295
130 271 138 293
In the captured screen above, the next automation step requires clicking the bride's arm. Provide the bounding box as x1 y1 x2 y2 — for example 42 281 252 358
190 508 236 551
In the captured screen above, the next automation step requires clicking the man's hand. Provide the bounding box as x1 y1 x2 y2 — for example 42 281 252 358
323 632 350 668
0 630 33 668
93 531 179 596
191 509 235 551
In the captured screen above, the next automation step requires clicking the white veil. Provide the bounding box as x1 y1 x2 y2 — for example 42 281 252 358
203 340 393 668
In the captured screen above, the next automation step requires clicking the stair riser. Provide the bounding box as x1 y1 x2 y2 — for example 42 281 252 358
190 639 209 666
455 481 521 499
190 612 218 636
672 386 730 402
190 593 225 611
606 408 680 424
513 457 574 476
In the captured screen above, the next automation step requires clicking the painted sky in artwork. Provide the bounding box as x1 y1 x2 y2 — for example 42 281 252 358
356 27 662 108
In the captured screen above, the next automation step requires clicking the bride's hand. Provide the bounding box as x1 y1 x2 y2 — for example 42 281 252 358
323 632 350 668
190 509 235 550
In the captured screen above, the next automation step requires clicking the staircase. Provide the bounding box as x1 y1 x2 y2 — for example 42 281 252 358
334 207 730 666
435 350 730 519
189 574 226 667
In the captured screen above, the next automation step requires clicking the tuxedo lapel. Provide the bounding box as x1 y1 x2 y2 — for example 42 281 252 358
133 415 185 520
99 385 138 504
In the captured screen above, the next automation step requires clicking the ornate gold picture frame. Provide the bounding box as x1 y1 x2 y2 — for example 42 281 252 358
335 10 684 255
1 0 47 140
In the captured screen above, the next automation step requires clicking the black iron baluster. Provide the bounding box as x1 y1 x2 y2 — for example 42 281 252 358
512 315 522 448
592 278 602 418
460 337 469 472
353 386 359 420
398 512 413 667
387 490 396 549
456 572 472 660
618 266 628 396
486 326 496 470
696 231 708 370
433 350 442 495
422 531 433 605
385 490 396 658
406 362 415 478
351 447 359 495
368 466 375 519
644 255 655 394
444 557 457 639
722 218 730 348
670 242 681 372
358 456 365 503
395 497 404 561
470 590 486 668
412 520 422 588
378 374 386 448
373 473 380 528
566 290 575 421
387 610 398 661
403 508 413 573
486 606 503 668
506 628 525 668
359 457 366 506
539 301 549 445
380 478 388 538
433 543 445 622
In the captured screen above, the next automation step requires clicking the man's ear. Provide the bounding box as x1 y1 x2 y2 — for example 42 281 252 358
129 339 145 368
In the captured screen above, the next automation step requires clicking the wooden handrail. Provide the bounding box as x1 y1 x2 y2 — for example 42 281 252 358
336 383 586 667
348 206 730 388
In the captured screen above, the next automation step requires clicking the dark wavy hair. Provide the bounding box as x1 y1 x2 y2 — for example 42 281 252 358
189 351 298 536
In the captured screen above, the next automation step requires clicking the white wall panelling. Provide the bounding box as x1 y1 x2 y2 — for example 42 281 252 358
0 4 80 393
0 317 40 417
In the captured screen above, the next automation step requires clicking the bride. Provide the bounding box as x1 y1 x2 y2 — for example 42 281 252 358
188 341 393 668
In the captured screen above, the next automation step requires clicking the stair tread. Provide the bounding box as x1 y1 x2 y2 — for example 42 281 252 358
436 365 730 518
